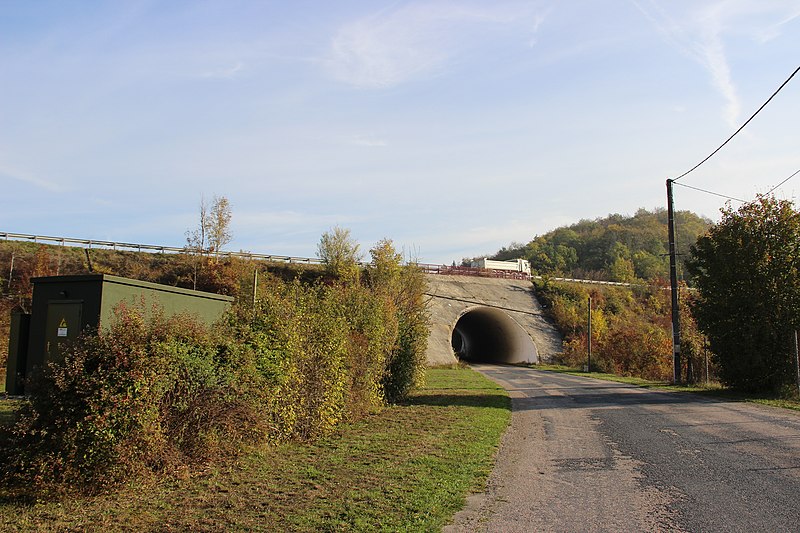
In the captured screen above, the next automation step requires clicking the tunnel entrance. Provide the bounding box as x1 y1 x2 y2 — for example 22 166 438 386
451 307 537 364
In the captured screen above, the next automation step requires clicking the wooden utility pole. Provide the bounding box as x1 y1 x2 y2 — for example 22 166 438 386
667 179 682 384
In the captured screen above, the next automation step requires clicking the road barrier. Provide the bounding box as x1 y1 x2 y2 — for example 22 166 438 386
0 231 324 265
1 230 659 288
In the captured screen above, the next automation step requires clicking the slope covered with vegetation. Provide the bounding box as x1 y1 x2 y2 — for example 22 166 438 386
483 208 712 383
491 208 711 282
0 233 430 496
534 279 706 381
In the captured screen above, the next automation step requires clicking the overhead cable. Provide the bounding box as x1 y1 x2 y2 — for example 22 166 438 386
672 181 746 203
765 167 800 196
673 64 800 183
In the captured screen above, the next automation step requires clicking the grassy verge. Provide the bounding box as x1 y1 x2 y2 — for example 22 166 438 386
531 364 800 411
0 367 510 532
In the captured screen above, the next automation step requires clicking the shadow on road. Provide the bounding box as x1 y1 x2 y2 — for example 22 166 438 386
403 393 510 410
508 389 725 411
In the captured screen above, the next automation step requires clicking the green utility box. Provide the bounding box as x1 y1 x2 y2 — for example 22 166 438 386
6 274 234 394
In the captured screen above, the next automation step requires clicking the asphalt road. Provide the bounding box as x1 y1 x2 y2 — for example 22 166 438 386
445 365 800 532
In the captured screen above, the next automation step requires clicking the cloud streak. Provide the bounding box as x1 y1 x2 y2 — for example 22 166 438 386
0 166 63 193
349 135 387 147
202 61 244 79
236 210 363 233
324 1 542 88
633 0 800 128
631 1 736 126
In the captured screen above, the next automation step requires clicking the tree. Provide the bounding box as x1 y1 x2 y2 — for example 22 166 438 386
185 195 233 288
207 195 232 260
687 195 800 392
367 238 403 292
317 226 362 283
186 196 209 255
366 239 429 401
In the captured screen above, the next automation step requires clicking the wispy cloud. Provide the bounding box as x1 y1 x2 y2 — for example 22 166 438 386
756 8 800 42
698 5 740 128
0 166 63 193
527 7 552 47
236 210 362 232
324 1 542 88
349 135 388 147
632 0 799 128
201 61 244 79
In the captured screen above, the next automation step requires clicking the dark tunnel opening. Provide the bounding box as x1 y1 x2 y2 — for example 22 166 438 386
451 307 537 364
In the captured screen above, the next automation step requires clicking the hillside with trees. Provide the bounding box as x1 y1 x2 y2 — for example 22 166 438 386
482 208 713 383
489 208 711 282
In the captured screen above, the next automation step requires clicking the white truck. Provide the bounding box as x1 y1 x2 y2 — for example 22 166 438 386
471 258 531 275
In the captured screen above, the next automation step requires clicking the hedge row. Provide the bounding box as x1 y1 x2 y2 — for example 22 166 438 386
1 262 429 494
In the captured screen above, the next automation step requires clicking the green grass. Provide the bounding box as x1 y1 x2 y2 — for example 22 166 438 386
0 367 511 531
530 363 800 411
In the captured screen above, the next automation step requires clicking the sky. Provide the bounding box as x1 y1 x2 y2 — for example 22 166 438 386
1 1 799 265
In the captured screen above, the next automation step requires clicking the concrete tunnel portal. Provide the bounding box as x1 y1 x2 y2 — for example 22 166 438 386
451 306 538 364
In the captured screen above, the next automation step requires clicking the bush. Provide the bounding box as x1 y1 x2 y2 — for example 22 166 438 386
688 196 800 392
536 280 695 381
1 303 265 492
0 237 431 495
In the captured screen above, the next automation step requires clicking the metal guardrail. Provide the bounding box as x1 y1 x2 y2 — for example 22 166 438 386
533 275 635 288
417 263 531 280
418 264 640 286
1 230 660 288
417 263 656 288
0 231 324 265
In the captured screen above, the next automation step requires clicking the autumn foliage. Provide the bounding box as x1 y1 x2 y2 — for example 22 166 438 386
536 279 706 382
0 237 429 495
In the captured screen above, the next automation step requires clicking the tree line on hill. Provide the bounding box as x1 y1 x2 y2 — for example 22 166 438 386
484 208 711 282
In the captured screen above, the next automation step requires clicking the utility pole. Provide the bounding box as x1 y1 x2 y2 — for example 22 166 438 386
667 179 682 384
587 296 592 373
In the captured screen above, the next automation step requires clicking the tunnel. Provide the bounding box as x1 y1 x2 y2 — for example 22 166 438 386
451 306 538 364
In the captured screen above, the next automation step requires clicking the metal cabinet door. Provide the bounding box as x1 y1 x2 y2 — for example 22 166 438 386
44 301 83 361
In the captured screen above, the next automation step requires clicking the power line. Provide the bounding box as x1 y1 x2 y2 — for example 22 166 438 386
674 64 800 183
672 181 746 203
673 167 800 203
765 167 800 196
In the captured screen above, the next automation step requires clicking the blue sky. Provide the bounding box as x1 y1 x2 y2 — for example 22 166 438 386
2 1 799 264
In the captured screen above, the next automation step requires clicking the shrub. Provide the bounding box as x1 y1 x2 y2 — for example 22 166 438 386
366 242 429 403
1 303 265 493
537 280 690 381
688 196 800 392
0 236 431 495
